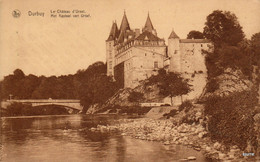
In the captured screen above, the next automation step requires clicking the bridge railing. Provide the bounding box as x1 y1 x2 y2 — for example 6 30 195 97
8 99 80 103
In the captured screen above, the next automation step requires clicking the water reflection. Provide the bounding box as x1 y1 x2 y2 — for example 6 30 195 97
1 115 210 162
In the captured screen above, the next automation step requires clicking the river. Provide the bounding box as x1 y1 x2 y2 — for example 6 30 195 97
1 115 210 162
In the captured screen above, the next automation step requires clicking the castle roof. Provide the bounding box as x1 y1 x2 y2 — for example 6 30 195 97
142 13 154 33
119 11 130 32
107 21 119 41
117 12 131 43
168 29 179 39
136 30 162 41
180 39 211 43
114 12 164 46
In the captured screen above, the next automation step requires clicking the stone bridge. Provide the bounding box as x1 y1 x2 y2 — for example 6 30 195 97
1 99 83 111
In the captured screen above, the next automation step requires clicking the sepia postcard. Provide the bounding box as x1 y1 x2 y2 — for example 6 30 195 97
0 0 260 161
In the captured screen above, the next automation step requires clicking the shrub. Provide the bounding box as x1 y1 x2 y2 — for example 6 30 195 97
163 109 178 119
181 114 195 125
128 91 144 102
204 90 258 150
206 78 219 93
178 100 193 112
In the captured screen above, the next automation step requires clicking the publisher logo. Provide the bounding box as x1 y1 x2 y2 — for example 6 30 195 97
12 10 21 18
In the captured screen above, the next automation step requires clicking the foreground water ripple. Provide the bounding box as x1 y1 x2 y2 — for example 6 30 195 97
1 115 210 162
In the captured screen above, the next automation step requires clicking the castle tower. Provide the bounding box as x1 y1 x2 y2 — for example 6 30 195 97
109 12 166 88
168 29 181 73
106 21 119 76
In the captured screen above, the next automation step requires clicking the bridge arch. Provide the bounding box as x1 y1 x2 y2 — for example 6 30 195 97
32 103 82 111
31 102 83 111
1 99 83 111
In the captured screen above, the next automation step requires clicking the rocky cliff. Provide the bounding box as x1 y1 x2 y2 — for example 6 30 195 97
87 81 165 113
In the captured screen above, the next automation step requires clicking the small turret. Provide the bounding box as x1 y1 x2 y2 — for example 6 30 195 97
168 29 181 72
168 29 179 39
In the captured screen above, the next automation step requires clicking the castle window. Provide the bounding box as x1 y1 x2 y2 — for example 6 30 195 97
201 44 203 47
174 50 177 54
145 53 147 56
154 61 158 68
109 52 112 58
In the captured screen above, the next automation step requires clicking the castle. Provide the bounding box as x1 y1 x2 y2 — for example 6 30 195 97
106 12 212 101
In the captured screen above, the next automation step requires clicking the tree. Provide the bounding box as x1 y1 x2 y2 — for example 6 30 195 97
250 32 260 67
203 10 244 47
187 30 204 39
204 41 253 81
76 61 119 112
79 75 118 113
1 69 26 99
19 74 40 99
13 69 25 79
202 10 254 81
146 69 191 105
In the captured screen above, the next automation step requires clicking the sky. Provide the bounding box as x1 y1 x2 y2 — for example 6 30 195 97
0 0 260 80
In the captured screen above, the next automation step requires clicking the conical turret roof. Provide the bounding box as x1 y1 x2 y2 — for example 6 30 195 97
117 11 131 43
119 11 130 32
143 13 154 33
107 21 119 41
169 29 179 39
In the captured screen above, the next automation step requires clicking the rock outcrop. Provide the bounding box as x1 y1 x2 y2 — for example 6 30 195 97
90 81 165 113
200 68 253 100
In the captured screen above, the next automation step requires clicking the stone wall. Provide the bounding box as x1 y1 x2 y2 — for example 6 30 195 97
179 43 208 74
168 41 210 103
124 46 166 88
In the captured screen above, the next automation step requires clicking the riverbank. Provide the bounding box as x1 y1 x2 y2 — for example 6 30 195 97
90 117 258 161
